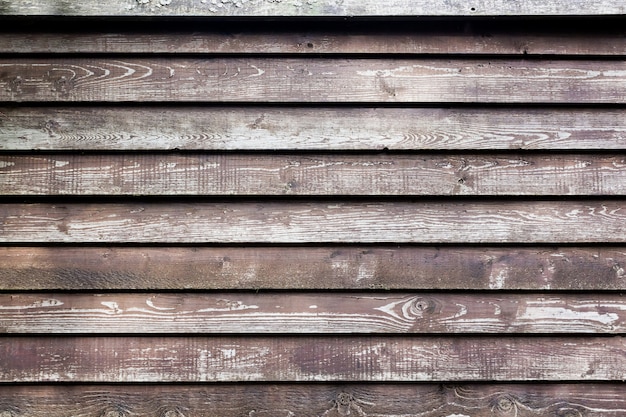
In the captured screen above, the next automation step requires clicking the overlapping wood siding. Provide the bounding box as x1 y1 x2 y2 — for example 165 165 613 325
1 5 626 417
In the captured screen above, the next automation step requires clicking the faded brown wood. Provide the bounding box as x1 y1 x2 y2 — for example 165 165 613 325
4 107 626 151
2 58 626 103
3 153 626 196
2 201 626 243
0 384 624 417
3 0 626 16
2 292 625 334
2 31 626 55
2 246 626 290
2 336 625 382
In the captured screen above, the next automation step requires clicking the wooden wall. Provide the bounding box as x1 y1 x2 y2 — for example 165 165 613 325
2 2 626 416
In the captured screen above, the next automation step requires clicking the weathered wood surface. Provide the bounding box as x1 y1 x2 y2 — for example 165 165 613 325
2 246 626 290
4 153 626 196
1 384 625 417
4 107 626 151
3 31 626 55
3 58 626 103
3 201 626 243
2 292 625 334
2 0 626 17
3 336 626 382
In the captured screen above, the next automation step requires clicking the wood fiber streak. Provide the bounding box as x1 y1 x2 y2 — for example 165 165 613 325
0 384 625 417
2 31 626 55
3 154 626 196
3 0 626 16
2 336 626 382
2 202 626 243
4 107 626 151
2 293 626 334
2 58 626 103
2 246 626 290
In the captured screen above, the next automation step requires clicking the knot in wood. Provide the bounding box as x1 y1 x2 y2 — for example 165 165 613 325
6 76 22 93
163 410 183 417
52 76 74 95
490 394 517 415
409 297 435 316
557 408 583 417
336 393 352 407
102 410 123 417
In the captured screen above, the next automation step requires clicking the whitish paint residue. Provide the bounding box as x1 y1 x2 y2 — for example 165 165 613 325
518 306 618 325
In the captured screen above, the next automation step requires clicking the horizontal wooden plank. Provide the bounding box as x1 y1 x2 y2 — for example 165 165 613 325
2 201 626 243
1 384 625 417
2 31 626 55
4 107 626 151
2 293 626 334
2 58 626 103
3 154 626 196
3 0 626 17
3 336 626 382
2 246 626 290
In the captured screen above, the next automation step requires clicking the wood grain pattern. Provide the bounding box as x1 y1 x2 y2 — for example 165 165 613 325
2 201 626 243
1 384 625 417
3 153 626 196
2 31 626 55
3 0 626 17
2 246 626 290
4 107 626 151
2 292 626 334
2 58 626 103
3 336 626 382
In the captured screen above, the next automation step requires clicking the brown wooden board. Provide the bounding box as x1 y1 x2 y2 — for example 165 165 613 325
2 292 625 334
0 384 624 417
2 201 626 243
2 0 626 17
4 107 626 151
2 58 626 103
2 31 626 55
1 246 626 291
3 154 626 196
2 336 626 382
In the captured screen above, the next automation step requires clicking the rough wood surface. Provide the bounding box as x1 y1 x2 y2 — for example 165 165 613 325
11 150 624 191
2 58 626 103
3 153 626 196
0 384 624 417
3 336 626 382
2 292 626 334
2 0 626 17
2 31 626 55
2 246 626 290
4 107 626 151
2 201 626 243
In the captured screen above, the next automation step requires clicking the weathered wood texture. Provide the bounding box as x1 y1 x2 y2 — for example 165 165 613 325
3 201 626 243
2 58 626 103
2 0 626 16
3 153 626 196
1 384 624 417
3 336 626 382
2 292 625 334
2 31 626 55
3 246 625 291
4 107 626 151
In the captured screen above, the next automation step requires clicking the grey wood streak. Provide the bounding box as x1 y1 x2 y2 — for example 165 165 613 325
2 58 626 103
3 154 626 196
2 336 626 382
2 202 626 243
2 31 626 55
1 384 624 417
2 293 625 334
2 0 626 16
2 246 626 290
4 107 626 151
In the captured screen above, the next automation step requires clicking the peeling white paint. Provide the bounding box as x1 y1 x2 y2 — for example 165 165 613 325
0 161 15 168
519 306 619 325
54 160 70 167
